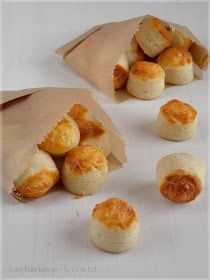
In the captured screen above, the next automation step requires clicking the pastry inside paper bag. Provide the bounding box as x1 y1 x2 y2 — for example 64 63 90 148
77 119 111 157
38 116 80 157
13 148 60 198
113 16 197 99
13 103 112 200
127 61 165 100
62 145 108 196
158 47 193 84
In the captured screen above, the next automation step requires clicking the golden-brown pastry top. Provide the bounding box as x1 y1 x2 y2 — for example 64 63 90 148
65 145 107 175
160 169 202 203
14 169 59 198
92 198 139 230
38 117 79 156
158 47 192 67
130 61 165 81
160 99 197 124
151 17 173 44
77 119 105 142
68 104 89 121
113 64 129 89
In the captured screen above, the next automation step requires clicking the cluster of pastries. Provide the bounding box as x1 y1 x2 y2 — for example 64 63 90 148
12 16 207 255
13 104 111 199
113 16 194 99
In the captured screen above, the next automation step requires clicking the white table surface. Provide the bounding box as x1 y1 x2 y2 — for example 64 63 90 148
2 2 209 279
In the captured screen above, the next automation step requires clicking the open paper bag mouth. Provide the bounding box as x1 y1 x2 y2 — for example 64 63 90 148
1 87 127 202
56 15 209 100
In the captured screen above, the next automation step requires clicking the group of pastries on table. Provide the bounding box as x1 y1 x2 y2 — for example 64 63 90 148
12 16 206 254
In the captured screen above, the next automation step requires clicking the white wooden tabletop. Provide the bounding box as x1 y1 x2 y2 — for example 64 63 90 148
2 1 209 279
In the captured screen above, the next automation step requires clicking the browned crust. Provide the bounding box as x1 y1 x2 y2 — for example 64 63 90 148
158 47 192 67
130 61 165 81
113 64 129 89
160 169 202 203
13 169 60 198
92 197 138 229
38 117 77 155
65 145 107 175
68 103 89 121
151 17 173 43
76 119 105 142
160 99 197 124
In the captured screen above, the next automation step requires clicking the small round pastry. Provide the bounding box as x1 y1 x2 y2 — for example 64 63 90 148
125 36 148 67
38 116 80 157
90 198 139 253
156 153 206 203
77 119 111 157
156 99 198 141
113 53 129 89
171 29 192 50
13 148 59 198
68 103 93 121
135 17 173 58
158 47 193 84
62 145 108 196
126 61 165 100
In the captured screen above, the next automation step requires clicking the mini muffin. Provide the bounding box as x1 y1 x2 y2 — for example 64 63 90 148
68 103 93 121
125 36 148 67
13 148 59 199
77 119 111 157
127 61 165 100
135 17 172 58
62 145 108 196
158 47 193 84
38 116 80 157
113 53 129 89
171 29 192 50
90 198 139 253
156 99 198 141
156 153 206 203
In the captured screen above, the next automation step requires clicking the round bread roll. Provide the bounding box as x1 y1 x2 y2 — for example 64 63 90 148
13 148 59 198
38 116 80 157
77 119 111 157
127 61 165 100
156 153 206 203
68 103 93 121
135 17 172 58
125 36 148 67
62 145 108 196
156 99 198 141
90 198 139 253
158 47 193 84
113 53 129 89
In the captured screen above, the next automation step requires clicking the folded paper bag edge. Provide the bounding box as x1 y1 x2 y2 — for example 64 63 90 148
55 23 112 57
0 88 44 106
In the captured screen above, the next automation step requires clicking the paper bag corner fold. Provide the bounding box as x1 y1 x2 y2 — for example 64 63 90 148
56 15 209 99
2 87 127 202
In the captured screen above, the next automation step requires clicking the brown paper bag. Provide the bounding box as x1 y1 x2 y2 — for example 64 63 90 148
56 15 209 99
1 87 127 202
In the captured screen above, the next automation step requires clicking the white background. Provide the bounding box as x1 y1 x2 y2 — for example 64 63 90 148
2 1 209 278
